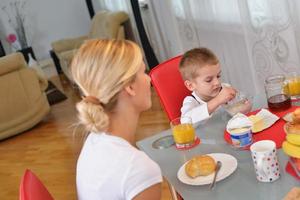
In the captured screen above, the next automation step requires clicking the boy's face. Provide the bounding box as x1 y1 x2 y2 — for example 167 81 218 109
184 64 222 101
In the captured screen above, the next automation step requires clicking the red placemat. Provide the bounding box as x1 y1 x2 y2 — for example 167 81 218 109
286 161 300 180
175 137 200 150
224 106 299 150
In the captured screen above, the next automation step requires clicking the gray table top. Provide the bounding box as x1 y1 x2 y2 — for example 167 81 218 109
137 98 300 200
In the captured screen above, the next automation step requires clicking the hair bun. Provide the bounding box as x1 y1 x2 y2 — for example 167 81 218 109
76 101 109 132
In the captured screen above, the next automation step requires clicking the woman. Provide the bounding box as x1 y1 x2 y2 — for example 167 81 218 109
71 39 162 200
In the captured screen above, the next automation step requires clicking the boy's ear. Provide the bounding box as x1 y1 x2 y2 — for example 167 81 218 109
184 80 194 92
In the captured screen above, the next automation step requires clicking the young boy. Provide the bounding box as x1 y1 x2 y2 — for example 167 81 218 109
179 48 251 124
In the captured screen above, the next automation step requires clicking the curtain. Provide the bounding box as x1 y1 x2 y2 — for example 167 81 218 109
144 0 300 96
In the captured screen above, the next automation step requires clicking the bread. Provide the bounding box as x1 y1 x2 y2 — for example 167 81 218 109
287 109 300 134
292 108 300 124
286 122 300 134
185 155 216 178
248 115 264 133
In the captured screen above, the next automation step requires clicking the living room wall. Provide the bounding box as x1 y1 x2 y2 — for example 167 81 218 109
0 0 91 60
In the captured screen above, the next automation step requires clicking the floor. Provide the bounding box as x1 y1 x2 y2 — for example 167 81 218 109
0 65 173 199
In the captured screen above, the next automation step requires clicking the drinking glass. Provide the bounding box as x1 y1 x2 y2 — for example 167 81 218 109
265 75 291 112
170 116 196 149
286 72 300 100
223 91 252 116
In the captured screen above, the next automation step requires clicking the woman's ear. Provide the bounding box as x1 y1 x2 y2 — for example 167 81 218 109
184 80 195 92
124 84 136 96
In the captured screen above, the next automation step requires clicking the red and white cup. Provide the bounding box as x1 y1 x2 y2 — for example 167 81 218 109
250 140 280 182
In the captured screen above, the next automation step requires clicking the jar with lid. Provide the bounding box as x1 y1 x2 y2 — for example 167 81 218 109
265 75 291 112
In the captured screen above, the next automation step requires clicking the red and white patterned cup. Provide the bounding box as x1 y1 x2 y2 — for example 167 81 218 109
250 140 280 182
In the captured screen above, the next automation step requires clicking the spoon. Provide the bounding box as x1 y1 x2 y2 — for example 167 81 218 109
209 161 222 190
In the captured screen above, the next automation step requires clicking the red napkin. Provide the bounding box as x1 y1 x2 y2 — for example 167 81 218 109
224 106 299 150
285 161 300 180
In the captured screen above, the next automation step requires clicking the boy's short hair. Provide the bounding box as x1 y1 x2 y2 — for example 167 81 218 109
179 48 219 80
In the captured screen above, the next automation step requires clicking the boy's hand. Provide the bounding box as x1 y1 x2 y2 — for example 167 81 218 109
216 86 236 105
207 86 236 114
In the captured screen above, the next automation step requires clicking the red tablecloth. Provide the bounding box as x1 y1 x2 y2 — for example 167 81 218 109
224 106 299 150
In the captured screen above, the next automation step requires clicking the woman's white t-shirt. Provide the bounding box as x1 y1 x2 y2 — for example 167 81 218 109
76 132 162 200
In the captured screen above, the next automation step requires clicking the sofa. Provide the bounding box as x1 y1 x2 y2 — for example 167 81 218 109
0 53 50 140
51 10 129 82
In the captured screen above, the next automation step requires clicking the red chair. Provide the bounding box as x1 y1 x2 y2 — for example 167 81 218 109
19 169 54 200
150 55 191 121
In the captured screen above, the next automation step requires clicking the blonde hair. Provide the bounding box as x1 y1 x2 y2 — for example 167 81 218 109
71 39 143 132
179 48 219 80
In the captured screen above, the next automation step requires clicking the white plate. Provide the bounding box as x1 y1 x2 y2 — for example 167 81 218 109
177 153 238 185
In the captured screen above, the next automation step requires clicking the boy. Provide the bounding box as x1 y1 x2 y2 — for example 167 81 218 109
179 48 251 124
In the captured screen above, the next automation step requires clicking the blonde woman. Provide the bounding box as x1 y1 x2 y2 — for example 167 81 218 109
71 39 162 200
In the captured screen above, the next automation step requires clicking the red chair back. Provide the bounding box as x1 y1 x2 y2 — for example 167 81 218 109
19 169 54 200
150 55 191 121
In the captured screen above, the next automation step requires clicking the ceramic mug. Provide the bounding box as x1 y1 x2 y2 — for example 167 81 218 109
250 140 280 182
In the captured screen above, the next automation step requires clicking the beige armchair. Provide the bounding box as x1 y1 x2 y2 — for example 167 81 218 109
0 53 50 140
51 10 129 82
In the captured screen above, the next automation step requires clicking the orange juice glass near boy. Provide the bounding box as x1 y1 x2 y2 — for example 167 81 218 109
179 48 252 124
170 116 196 149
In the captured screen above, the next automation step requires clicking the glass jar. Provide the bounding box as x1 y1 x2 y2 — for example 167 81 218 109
265 75 291 112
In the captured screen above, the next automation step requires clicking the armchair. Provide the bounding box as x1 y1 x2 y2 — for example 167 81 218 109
51 10 129 82
0 53 50 140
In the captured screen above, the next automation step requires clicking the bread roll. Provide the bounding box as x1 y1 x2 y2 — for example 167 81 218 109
286 122 300 134
287 109 300 134
185 155 216 178
292 108 300 124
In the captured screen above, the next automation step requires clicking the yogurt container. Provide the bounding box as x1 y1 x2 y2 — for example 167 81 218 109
227 113 253 148
228 127 253 147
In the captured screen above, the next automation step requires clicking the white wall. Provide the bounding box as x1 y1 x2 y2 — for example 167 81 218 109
0 0 91 60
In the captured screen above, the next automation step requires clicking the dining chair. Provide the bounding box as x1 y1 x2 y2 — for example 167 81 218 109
19 169 54 200
149 55 191 121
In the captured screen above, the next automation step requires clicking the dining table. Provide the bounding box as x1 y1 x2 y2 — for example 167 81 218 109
136 96 300 200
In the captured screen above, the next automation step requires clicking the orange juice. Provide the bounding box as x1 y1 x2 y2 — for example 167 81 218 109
288 77 300 96
172 124 195 144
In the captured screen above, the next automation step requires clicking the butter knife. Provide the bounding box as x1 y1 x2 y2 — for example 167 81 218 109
209 161 222 190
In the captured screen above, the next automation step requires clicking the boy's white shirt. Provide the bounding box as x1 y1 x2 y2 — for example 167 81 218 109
181 91 222 124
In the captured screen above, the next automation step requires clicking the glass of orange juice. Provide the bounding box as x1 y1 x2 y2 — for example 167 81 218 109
170 116 196 149
286 72 300 99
